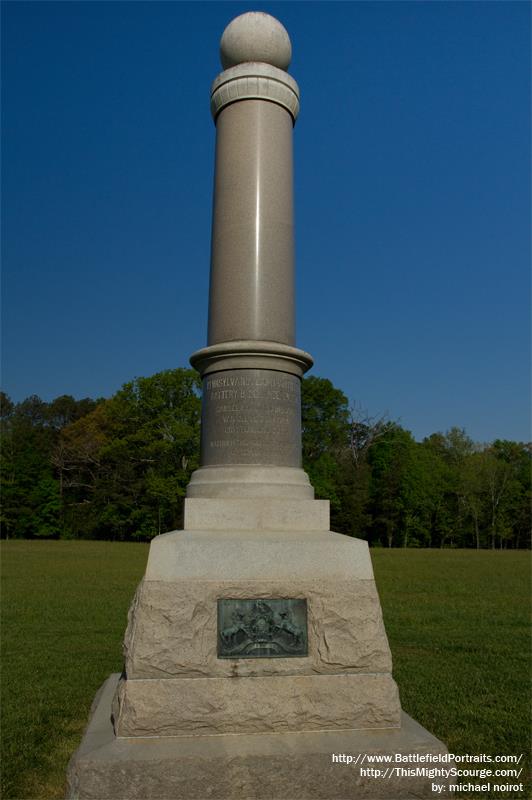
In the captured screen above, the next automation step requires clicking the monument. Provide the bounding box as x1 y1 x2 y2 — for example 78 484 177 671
67 12 451 799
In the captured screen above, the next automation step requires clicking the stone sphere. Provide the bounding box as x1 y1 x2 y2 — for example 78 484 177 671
220 12 292 71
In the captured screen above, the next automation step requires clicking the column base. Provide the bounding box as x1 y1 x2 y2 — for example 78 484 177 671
67 674 452 800
186 465 315 499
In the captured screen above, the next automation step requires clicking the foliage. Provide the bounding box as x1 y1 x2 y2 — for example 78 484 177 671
1 372 529 547
0 392 99 539
56 369 201 541
301 376 350 522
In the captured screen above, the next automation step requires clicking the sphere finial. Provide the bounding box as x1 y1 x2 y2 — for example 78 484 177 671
220 12 292 71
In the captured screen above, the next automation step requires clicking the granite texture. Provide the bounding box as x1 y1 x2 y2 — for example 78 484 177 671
211 62 300 121
199 368 302 468
208 98 295 346
189 339 313 378
113 672 401 737
185 464 315 499
67 674 452 800
183 497 330 531
142 529 375 582
220 12 292 71
188 11 309 502
122 576 393 679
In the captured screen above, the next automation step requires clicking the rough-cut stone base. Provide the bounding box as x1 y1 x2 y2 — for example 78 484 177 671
67 674 452 800
123 575 394 679
113 527 402 737
112 671 400 737
124 529 395 680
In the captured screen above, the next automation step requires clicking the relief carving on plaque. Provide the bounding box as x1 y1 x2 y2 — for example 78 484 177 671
217 598 308 658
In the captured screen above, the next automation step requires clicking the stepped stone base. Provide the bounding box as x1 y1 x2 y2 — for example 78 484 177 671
67 513 451 799
67 674 452 800
184 496 330 531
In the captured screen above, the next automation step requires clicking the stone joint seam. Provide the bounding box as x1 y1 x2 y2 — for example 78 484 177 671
121 672 394 682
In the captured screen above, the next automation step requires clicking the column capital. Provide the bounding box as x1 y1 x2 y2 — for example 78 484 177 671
211 63 300 123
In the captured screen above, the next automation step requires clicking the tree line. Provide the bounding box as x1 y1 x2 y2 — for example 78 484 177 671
1 369 530 547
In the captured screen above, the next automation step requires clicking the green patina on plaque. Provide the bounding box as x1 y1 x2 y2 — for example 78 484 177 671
217 598 308 658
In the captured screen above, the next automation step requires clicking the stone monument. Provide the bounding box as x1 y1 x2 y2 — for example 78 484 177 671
67 12 451 799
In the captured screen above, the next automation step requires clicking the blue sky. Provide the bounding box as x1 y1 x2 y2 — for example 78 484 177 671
2 1 530 443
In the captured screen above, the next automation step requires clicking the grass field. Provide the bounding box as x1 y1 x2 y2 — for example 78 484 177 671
1 541 529 800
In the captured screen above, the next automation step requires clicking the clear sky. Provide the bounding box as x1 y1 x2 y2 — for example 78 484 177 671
2 1 530 443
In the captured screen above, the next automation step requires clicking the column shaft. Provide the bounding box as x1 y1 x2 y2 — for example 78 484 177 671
208 100 295 346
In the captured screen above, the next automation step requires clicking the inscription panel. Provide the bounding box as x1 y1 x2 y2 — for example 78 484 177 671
217 598 308 658
201 369 301 467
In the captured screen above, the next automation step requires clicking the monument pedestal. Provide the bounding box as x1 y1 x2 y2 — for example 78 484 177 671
110 507 401 738
67 499 451 799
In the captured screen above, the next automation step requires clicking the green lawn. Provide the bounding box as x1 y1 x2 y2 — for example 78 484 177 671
371 549 530 799
1 541 148 800
1 542 529 800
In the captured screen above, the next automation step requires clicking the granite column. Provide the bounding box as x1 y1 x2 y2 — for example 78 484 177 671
187 16 314 500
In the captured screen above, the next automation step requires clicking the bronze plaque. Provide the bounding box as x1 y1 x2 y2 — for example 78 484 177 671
217 598 308 658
